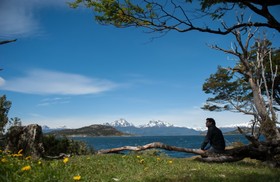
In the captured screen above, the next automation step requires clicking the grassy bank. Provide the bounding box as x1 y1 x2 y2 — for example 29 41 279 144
1 150 280 182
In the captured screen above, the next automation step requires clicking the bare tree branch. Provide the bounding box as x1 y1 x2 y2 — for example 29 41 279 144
0 39 17 45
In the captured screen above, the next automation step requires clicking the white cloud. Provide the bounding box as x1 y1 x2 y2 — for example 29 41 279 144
0 69 118 95
0 77 5 86
0 0 68 38
37 97 71 106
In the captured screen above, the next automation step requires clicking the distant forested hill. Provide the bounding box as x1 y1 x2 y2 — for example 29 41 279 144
47 124 127 137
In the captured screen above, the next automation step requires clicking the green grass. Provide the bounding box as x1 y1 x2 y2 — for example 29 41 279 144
1 150 280 182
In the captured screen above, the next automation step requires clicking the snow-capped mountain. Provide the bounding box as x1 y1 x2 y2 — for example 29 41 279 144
41 125 69 133
139 120 174 128
41 125 51 131
106 119 199 136
192 122 252 132
105 119 174 128
104 118 135 127
42 119 248 136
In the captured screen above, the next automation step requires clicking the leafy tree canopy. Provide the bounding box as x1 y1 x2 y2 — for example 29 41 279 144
202 38 280 115
70 0 280 34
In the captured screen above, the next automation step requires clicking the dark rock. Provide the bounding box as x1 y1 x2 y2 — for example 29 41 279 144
5 124 45 158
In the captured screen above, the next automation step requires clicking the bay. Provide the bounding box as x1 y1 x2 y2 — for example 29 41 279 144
73 135 248 158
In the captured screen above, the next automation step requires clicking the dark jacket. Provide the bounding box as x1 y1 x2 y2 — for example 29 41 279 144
201 125 225 151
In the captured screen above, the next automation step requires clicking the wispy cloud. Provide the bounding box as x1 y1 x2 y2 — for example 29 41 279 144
37 97 71 106
0 77 5 86
0 69 118 95
0 0 68 38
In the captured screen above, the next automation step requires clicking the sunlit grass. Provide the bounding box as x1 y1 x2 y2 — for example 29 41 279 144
1 149 280 182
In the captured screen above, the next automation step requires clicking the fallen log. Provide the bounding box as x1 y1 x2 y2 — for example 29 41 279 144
97 141 280 166
97 142 205 155
43 153 71 159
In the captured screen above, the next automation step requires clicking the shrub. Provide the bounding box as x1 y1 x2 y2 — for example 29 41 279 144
43 135 94 156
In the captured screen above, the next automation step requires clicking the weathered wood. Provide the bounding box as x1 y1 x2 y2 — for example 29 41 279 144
97 142 205 155
43 153 71 160
97 141 280 166
237 127 260 147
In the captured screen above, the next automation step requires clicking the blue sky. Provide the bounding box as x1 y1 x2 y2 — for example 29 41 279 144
0 0 279 129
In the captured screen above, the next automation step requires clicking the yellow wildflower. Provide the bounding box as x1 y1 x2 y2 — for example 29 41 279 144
12 153 23 157
21 165 31 171
18 149 23 154
156 157 161 161
136 155 141 158
25 156 32 160
1 158 7 163
73 175 81 181
63 157 69 164
38 161 42 165
168 160 173 164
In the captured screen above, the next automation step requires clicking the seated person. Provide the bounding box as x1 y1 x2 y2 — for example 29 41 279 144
201 118 225 153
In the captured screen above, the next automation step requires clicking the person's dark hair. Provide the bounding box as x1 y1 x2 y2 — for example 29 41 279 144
206 118 216 126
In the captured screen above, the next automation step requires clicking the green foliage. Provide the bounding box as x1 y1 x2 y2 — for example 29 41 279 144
43 135 94 156
10 117 22 127
0 95 12 134
70 0 149 27
202 40 280 113
202 66 252 112
198 0 247 20
1 151 280 181
69 0 280 33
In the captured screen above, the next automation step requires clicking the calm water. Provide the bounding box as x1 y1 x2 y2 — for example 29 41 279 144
73 135 248 158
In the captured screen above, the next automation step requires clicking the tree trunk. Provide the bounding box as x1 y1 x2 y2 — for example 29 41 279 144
248 78 280 142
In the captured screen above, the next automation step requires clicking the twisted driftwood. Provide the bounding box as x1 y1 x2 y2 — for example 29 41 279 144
97 142 243 161
97 130 280 167
43 153 71 159
97 142 205 155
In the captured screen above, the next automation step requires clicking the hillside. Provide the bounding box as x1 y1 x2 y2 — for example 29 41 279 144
43 119 246 136
47 124 127 137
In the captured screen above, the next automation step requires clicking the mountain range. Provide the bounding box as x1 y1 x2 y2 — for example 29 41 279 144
42 118 248 136
103 119 197 136
104 119 245 136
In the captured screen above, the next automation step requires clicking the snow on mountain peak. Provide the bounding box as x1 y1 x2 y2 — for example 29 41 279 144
109 118 135 127
140 120 174 128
